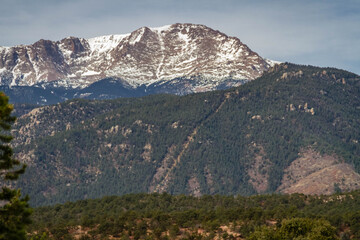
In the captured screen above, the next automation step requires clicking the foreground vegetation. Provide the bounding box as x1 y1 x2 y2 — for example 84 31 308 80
28 191 360 239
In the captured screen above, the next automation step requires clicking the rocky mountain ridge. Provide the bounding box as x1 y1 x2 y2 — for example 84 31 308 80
11 64 360 206
0 23 273 94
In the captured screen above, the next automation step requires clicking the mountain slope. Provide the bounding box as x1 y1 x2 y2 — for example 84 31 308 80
0 23 271 93
1 76 249 106
12 63 360 206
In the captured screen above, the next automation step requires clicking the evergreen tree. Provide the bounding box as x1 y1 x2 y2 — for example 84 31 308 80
0 93 32 240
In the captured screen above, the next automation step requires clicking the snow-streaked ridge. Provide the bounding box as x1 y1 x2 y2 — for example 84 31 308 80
265 59 282 67
0 23 277 92
87 34 129 53
149 24 172 33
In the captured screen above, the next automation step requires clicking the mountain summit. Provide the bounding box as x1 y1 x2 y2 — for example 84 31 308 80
0 23 273 92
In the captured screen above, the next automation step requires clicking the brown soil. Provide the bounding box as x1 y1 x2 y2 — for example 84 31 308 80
278 148 360 195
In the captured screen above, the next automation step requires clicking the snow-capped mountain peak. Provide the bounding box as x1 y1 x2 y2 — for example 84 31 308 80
0 23 274 91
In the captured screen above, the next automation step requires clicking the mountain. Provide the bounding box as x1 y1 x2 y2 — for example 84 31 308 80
0 76 250 106
12 63 360 206
0 23 273 102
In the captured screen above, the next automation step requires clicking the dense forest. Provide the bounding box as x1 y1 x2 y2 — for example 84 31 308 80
12 63 360 206
28 190 360 239
0 77 248 105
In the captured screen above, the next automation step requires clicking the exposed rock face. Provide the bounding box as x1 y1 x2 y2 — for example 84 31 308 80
247 144 271 193
278 148 360 195
0 23 272 91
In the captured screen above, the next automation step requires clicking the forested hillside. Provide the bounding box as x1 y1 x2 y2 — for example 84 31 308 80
13 63 360 206
28 191 360 239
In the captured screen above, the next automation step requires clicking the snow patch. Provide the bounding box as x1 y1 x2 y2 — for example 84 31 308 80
265 59 282 67
58 44 73 58
150 25 172 33
87 34 129 53
0 46 11 55
37 78 91 89
178 31 190 46
129 28 145 45
0 68 7 74
78 93 92 98
82 70 100 76
67 74 77 78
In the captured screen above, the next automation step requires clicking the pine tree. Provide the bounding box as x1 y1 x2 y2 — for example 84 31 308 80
0 92 32 240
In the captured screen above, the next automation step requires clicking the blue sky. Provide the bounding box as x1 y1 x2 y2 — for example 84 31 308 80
1 0 359 74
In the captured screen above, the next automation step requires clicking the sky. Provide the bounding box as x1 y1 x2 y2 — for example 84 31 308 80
1 0 359 74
